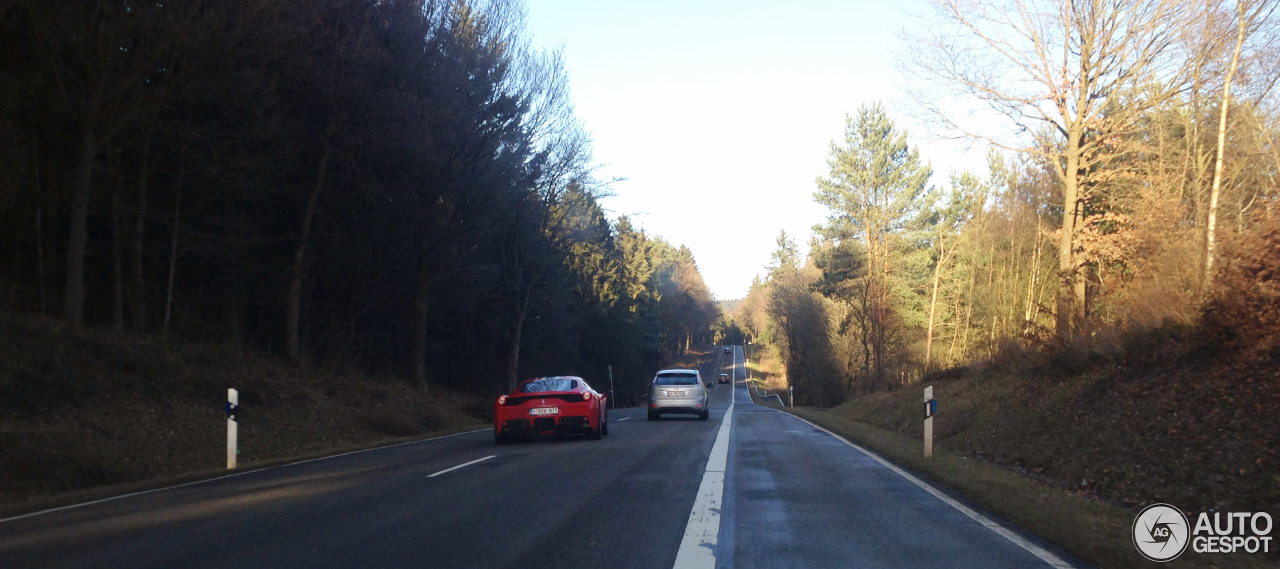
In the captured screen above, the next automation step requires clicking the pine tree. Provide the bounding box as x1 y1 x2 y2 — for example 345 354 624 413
814 103 931 390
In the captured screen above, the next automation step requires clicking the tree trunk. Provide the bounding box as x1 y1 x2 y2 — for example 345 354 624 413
1075 265 1088 335
925 229 949 373
1023 217 1042 331
131 139 149 332
962 270 975 360
858 282 872 390
286 142 330 363
925 264 941 372
36 201 47 315
863 230 887 390
162 182 181 335
875 241 890 389
1057 127 1082 340
227 288 243 345
870 292 885 390
63 127 96 327
947 292 962 363
1205 1 1247 291
32 143 48 314
111 193 124 332
504 295 531 393
412 264 430 391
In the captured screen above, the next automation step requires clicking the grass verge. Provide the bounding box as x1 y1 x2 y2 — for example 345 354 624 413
746 377 785 409
0 315 490 518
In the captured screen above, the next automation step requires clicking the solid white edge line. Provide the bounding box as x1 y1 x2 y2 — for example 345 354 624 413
672 395 734 569
426 455 496 478
0 427 489 524
788 415 1076 569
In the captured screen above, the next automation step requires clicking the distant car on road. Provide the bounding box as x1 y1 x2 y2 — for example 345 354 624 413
649 369 709 421
494 376 607 443
723 346 732 353
718 373 730 384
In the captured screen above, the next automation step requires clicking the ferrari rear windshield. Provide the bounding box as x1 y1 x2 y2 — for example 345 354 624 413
654 373 698 386
519 377 578 393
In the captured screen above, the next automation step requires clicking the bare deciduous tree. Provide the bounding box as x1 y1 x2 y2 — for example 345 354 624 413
902 0 1186 338
1204 0 1278 289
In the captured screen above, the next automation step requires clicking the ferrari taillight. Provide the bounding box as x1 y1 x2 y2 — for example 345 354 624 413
582 392 592 400
497 395 507 405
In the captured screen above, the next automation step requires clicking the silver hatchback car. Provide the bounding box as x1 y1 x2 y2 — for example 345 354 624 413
648 369 709 421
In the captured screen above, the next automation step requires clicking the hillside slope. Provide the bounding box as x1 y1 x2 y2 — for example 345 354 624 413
0 316 486 515
829 337 1280 515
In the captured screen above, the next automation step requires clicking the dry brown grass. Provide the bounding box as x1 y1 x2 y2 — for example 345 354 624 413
830 355 1280 513
1204 209 1280 357
744 344 787 392
0 315 487 517
669 348 710 370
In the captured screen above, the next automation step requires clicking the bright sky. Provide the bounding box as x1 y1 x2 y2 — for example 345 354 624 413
525 0 985 300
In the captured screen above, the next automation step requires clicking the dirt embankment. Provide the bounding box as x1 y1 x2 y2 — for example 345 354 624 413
0 316 488 515
829 341 1280 516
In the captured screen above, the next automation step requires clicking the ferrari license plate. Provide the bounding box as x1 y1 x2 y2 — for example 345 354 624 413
529 407 559 416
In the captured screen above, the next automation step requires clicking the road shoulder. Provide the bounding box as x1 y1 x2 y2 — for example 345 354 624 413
776 406 1273 569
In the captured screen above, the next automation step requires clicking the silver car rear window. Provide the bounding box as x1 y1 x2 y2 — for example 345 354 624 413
654 373 698 386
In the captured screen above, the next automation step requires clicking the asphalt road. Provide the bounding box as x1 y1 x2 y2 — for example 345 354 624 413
0 347 1088 569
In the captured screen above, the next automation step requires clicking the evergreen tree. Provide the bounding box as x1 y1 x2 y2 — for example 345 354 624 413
814 103 931 390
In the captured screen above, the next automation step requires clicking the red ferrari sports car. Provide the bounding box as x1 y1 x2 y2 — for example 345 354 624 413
494 376 608 443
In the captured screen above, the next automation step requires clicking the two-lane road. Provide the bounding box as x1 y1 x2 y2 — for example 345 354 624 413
0 348 1086 568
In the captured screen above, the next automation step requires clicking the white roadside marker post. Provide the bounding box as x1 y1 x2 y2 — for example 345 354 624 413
227 388 238 470
788 385 794 407
923 385 935 458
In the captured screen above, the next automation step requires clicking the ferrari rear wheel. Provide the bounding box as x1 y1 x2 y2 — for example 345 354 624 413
601 417 609 436
588 425 602 440
494 431 506 445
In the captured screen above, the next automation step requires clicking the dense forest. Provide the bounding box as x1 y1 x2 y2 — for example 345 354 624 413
733 0 1280 406
0 0 720 398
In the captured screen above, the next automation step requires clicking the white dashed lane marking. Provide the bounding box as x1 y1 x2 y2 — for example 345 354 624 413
426 455 495 478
